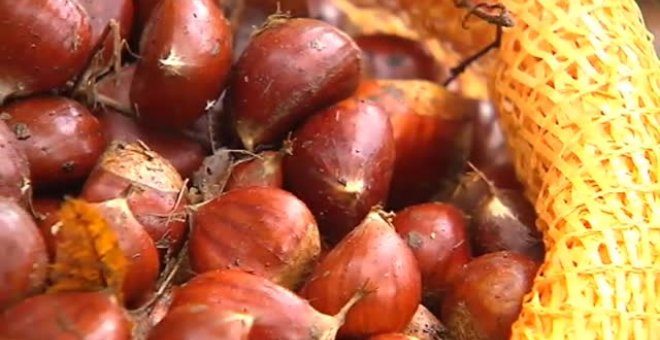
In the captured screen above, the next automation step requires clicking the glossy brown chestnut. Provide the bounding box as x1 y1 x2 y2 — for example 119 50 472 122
80 141 188 256
190 186 321 290
300 211 422 338
148 305 254 340
284 97 395 244
229 17 361 151
354 80 477 210
78 0 134 63
354 33 446 81
92 198 161 307
170 269 354 339
0 120 30 204
0 199 48 308
392 203 472 302
0 0 93 103
224 150 285 191
1 96 106 190
441 251 538 340
130 0 233 129
98 109 207 179
0 291 131 339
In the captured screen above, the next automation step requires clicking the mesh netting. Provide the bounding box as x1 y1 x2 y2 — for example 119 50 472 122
342 0 660 338
493 0 660 338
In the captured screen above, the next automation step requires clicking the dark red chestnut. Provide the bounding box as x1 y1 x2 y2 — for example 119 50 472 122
130 0 233 129
300 210 422 338
229 17 361 150
284 96 395 244
0 0 93 103
170 269 360 339
441 251 538 340
1 96 106 190
0 198 48 308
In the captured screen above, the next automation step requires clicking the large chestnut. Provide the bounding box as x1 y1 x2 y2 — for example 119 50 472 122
228 17 361 150
284 96 395 244
0 0 93 103
130 0 233 129
300 210 422 338
170 269 359 339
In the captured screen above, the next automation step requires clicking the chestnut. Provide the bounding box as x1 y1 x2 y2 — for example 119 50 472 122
0 0 93 103
1 96 106 191
0 120 30 204
228 17 361 150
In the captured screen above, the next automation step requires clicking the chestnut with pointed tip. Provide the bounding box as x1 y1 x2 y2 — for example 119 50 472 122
0 120 30 204
0 291 131 339
190 186 321 290
0 198 49 308
170 269 362 340
284 97 395 244
130 0 233 129
1 96 106 190
300 210 422 338
0 0 93 103
229 17 361 151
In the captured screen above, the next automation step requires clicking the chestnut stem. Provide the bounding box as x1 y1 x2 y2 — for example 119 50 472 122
442 2 514 87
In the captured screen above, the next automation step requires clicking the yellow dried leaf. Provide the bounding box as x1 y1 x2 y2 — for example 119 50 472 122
48 198 127 303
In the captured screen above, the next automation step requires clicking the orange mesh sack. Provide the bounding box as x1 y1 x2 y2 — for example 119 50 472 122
340 0 660 338
493 0 660 338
